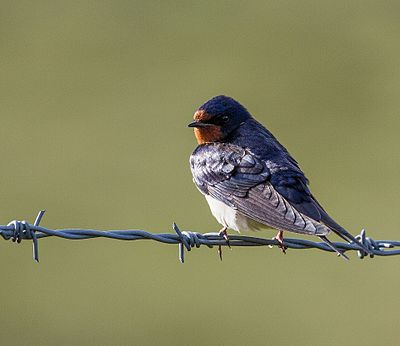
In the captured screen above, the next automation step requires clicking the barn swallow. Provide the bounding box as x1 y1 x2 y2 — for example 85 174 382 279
188 95 368 259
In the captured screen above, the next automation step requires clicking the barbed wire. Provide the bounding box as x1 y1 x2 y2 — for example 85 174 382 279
0 210 399 263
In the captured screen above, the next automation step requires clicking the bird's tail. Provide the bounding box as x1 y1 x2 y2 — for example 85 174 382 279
319 236 349 260
329 226 370 255
311 194 371 255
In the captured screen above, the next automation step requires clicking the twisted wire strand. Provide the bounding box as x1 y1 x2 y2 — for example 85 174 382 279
0 211 398 263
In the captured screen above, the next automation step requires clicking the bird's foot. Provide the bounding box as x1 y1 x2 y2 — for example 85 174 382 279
272 230 287 254
218 227 231 261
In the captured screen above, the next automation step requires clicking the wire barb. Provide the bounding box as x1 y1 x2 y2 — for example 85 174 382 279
1 211 400 262
2 210 46 262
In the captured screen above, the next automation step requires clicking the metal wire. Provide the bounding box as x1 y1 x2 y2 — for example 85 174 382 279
0 210 398 263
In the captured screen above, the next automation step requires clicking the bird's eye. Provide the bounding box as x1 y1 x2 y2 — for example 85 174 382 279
221 115 229 122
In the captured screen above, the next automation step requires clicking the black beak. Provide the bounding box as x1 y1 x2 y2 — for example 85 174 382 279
187 121 212 128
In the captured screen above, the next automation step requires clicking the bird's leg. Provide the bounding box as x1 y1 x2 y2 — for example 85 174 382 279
218 227 230 261
273 230 287 254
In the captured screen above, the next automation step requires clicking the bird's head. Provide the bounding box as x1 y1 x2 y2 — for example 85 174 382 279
188 95 251 144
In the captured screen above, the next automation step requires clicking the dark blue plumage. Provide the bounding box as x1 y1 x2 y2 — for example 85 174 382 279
199 95 250 122
189 95 368 257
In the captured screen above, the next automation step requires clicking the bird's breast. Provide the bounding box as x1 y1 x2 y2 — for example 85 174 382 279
205 195 264 232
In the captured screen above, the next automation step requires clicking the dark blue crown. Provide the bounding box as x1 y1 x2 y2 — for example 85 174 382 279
199 95 250 118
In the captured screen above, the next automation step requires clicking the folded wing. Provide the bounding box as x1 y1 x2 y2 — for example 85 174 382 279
190 143 331 236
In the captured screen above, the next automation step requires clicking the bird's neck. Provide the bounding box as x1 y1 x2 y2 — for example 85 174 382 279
194 127 223 144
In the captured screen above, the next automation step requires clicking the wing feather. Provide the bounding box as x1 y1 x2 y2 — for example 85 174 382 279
190 143 330 236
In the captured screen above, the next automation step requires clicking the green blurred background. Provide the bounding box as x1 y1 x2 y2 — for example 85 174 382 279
1 1 400 345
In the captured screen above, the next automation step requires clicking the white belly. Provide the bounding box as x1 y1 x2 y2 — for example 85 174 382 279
205 195 265 232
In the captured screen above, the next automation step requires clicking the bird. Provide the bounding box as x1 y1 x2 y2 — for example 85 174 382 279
188 95 368 259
